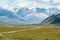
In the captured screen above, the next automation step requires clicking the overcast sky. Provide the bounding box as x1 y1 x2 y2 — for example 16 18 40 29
0 0 60 11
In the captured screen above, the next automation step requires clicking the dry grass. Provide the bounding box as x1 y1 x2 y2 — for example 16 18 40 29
0 25 60 40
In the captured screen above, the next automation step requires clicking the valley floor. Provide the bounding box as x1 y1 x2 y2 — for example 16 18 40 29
0 25 60 40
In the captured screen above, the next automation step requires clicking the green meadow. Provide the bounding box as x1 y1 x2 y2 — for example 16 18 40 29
0 25 60 40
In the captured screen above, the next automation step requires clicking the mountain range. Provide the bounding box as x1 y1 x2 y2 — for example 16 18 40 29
0 7 60 25
0 7 26 25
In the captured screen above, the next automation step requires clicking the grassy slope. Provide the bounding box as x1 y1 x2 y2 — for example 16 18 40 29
0 25 60 40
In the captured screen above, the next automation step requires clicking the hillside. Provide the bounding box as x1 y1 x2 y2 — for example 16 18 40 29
41 14 60 25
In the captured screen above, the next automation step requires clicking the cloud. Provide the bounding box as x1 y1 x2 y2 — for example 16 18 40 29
0 16 9 22
25 13 48 18
50 0 60 6
24 12 48 24
0 16 26 24
1 0 60 12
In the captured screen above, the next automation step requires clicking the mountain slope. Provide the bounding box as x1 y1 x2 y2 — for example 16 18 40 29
41 14 60 25
0 7 26 25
